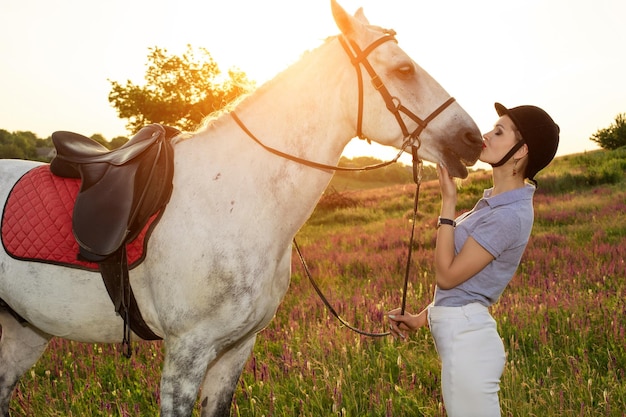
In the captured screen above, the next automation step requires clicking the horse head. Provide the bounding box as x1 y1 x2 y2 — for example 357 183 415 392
331 0 483 178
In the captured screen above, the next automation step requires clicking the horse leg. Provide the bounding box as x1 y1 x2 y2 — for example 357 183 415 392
198 335 256 417
0 310 51 417
159 333 221 417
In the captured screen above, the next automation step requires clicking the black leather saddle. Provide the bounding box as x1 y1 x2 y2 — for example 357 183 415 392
51 124 179 261
50 124 179 351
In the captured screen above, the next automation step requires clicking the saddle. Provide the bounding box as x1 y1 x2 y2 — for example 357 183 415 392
50 124 179 354
51 124 179 261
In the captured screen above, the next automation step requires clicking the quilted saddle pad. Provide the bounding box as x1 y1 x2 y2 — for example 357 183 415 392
1 165 157 270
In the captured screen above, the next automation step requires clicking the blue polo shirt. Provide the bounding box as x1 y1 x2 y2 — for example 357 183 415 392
434 183 535 307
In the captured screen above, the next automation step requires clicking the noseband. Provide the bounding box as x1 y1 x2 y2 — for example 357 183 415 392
338 29 456 146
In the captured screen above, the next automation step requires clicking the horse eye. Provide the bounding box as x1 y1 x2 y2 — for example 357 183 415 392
395 64 414 78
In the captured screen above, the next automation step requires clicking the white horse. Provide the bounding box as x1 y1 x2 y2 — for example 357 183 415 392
0 1 482 416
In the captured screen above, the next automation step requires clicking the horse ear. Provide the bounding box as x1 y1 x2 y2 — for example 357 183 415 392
331 0 366 37
354 7 370 24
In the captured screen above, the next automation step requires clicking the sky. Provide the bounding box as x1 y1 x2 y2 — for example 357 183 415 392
1 0 625 166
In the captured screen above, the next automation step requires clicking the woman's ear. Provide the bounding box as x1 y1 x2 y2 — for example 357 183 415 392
515 143 529 159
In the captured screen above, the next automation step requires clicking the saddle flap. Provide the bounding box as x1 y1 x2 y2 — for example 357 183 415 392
73 165 137 257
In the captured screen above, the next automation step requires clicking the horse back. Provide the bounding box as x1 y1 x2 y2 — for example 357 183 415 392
0 160 44 203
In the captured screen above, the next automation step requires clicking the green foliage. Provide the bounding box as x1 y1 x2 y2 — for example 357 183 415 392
88 134 130 150
0 129 126 161
333 156 438 190
0 129 45 160
537 147 626 193
108 45 255 133
590 113 626 149
90 133 109 149
109 136 129 150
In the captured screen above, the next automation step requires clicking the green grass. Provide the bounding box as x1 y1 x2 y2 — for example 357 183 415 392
8 148 626 416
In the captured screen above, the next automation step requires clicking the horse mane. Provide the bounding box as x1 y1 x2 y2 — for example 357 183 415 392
173 35 341 144
251 34 338 91
175 21 389 145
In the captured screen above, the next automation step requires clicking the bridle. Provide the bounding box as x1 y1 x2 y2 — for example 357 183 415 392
232 28 457 337
337 29 455 145
231 29 456 173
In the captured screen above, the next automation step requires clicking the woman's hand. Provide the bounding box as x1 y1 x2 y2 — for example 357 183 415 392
437 164 458 208
387 307 428 340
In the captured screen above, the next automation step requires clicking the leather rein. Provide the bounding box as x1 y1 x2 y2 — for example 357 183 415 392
232 29 456 337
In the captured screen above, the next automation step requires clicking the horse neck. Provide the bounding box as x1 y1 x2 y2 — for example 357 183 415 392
168 38 357 236
233 38 354 166
178 38 356 218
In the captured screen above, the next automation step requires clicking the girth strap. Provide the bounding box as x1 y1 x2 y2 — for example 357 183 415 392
100 246 162 358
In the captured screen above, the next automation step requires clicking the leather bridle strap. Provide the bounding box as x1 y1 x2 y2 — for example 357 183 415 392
293 154 424 338
338 33 395 141
231 111 415 173
293 239 391 337
338 33 456 142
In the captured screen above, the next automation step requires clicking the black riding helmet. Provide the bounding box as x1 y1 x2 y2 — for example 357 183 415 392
490 102 560 185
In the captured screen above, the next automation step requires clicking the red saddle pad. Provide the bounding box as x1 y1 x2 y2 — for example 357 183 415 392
1 165 157 270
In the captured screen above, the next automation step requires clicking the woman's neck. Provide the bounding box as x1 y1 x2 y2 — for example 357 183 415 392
491 168 526 196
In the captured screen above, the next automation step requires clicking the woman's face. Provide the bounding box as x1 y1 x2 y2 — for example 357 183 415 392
480 115 519 164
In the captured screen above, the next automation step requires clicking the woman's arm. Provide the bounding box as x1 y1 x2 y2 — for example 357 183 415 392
435 236 494 289
435 165 494 290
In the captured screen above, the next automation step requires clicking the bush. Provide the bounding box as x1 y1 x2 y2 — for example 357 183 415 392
590 113 626 149
538 147 626 193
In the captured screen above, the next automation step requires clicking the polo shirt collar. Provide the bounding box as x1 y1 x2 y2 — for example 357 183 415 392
480 183 535 208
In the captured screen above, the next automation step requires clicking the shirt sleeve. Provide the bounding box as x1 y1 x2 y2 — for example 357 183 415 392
470 207 521 258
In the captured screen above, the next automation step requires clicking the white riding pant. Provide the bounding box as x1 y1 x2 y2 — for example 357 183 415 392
428 303 506 417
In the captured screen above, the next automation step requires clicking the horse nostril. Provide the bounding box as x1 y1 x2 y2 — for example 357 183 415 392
464 131 482 148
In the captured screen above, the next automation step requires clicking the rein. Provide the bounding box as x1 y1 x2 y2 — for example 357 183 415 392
231 112 414 173
232 28 455 337
293 151 423 338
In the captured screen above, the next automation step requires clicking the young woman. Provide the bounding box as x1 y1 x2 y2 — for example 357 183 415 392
387 103 560 416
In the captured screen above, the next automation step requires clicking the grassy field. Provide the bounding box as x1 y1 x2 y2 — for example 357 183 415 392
8 148 626 416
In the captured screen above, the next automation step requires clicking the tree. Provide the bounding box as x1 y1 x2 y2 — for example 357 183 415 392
90 134 109 148
0 130 39 160
108 45 254 133
590 113 626 150
0 143 26 160
109 136 129 150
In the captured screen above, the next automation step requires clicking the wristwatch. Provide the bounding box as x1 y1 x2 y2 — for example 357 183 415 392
437 217 456 228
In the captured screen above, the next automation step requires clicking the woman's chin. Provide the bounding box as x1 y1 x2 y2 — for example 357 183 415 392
478 151 492 165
